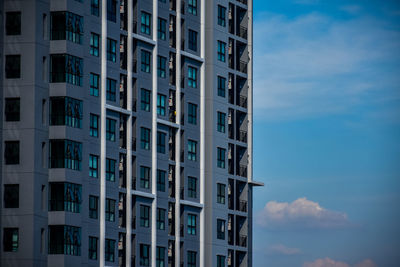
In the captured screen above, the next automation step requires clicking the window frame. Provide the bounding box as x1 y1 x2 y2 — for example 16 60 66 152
105 198 115 222
188 140 197 161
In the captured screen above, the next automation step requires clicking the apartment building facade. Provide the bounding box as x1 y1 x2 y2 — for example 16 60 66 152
0 0 261 266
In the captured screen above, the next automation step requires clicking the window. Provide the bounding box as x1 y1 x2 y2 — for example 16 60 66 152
105 239 115 262
90 73 100 96
217 41 226 62
157 94 166 115
188 140 197 161
188 66 197 88
140 205 150 227
50 12 83 44
48 225 81 255
140 166 151 189
157 170 166 192
89 155 99 178
188 0 197 15
4 184 19 208
3 228 18 252
5 98 20 121
49 97 82 128
50 54 83 86
217 183 226 204
141 89 151 111
157 132 166 153
107 0 117 22
188 30 198 51
5 55 21 79
106 118 116 141
187 214 197 235
188 177 197 198
217 112 226 133
6 12 21 35
157 56 166 78
107 38 117 62
91 0 100 16
158 18 166 40
217 219 225 240
49 139 82 170
157 246 165 267
217 147 226 168
89 195 99 219
141 50 151 73
157 208 165 230
49 182 82 213
105 198 115 222
217 76 226 97
140 244 150 266
218 5 226 27
89 236 98 260
141 12 151 35
106 158 116 181
90 33 100 56
188 103 197 125
187 251 197 267
90 114 99 137
141 127 151 150
106 78 116 101
217 255 226 267
4 141 19 165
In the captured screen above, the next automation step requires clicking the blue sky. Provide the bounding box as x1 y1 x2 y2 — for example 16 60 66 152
252 1 400 266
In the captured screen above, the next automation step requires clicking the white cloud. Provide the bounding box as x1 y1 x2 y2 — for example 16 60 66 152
267 244 301 255
253 13 400 121
303 258 377 267
256 197 350 229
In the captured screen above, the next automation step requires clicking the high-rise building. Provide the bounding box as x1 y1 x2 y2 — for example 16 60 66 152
0 0 262 266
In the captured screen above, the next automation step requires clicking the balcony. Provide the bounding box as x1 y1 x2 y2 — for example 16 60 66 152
238 130 247 143
238 60 247 74
238 95 247 108
239 200 247 212
239 26 248 39
238 164 247 178
237 0 248 4
238 234 247 247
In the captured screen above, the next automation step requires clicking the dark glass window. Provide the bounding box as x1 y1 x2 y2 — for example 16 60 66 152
50 54 83 86
3 228 18 252
106 78 116 101
188 66 197 88
141 127 151 150
105 198 115 222
50 12 83 44
48 225 81 255
90 114 99 137
89 236 98 260
157 56 166 78
141 50 151 73
157 208 165 230
4 184 19 208
217 219 225 239
187 214 197 235
141 88 151 111
6 12 21 35
5 98 20 121
140 205 150 228
90 33 100 56
158 18 166 40
157 94 166 116
140 244 150 266
5 55 21 79
188 176 197 198
107 0 117 22
141 12 151 35
106 118 116 141
50 97 83 128
156 246 165 267
188 140 197 161
217 255 226 267
157 131 166 153
217 76 226 97
105 239 115 262
107 38 117 62
157 170 166 192
49 182 82 213
49 139 82 170
188 30 198 51
89 154 99 178
90 73 100 96
218 5 226 27
106 158 116 181
89 195 99 219
217 183 226 204
188 103 197 125
217 112 226 133
140 166 151 189
217 41 226 62
188 0 197 15
217 147 226 168
91 0 100 16
4 141 19 165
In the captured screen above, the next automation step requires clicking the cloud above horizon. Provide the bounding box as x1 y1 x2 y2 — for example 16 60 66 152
256 197 350 229
303 258 377 267
253 12 400 121
267 244 301 255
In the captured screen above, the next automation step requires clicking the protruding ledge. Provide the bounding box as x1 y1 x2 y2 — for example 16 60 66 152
248 180 264 187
